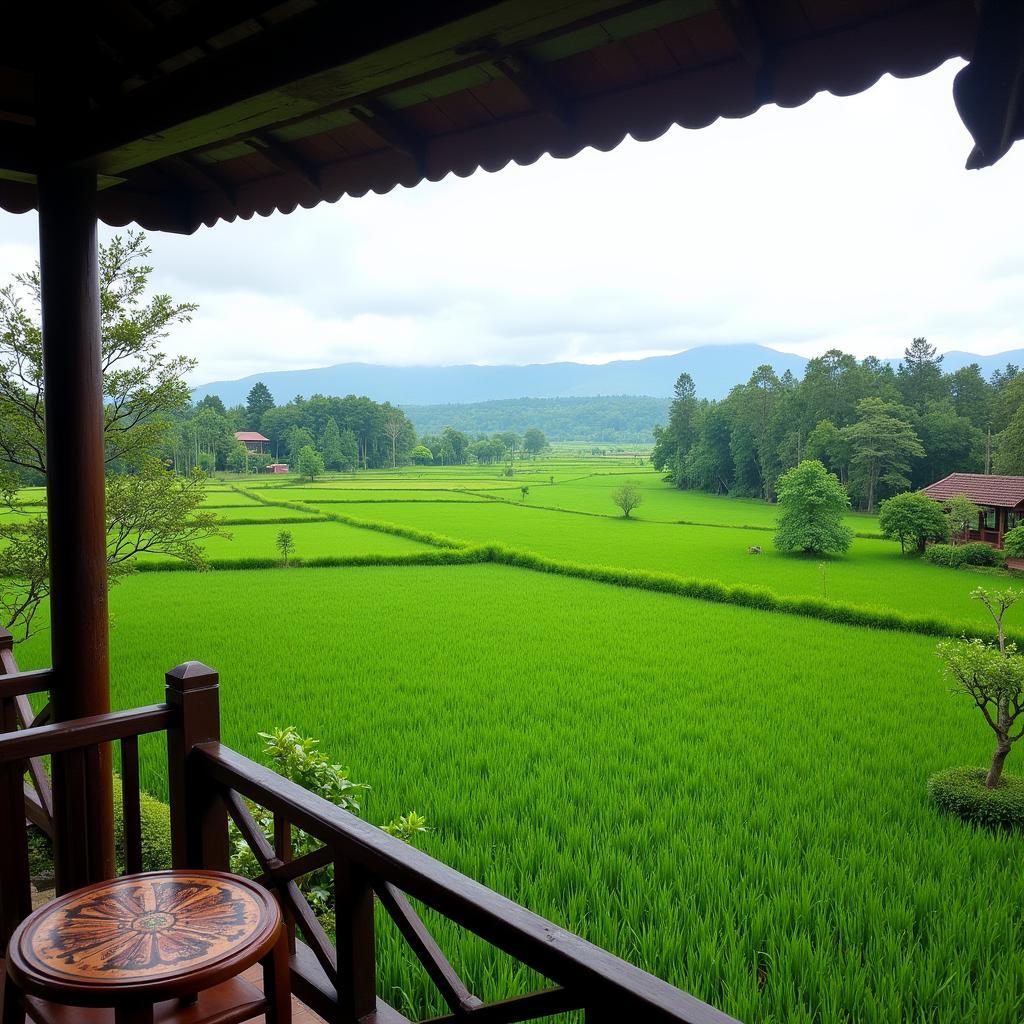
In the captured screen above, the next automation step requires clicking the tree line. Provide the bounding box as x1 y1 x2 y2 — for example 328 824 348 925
165 385 552 475
652 339 1024 512
162 385 417 473
406 395 669 443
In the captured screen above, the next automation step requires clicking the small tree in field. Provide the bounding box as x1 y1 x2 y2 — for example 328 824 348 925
276 530 295 566
612 484 642 519
773 460 853 555
520 485 529 502
297 445 325 482
878 491 950 553
945 493 981 544
937 588 1024 788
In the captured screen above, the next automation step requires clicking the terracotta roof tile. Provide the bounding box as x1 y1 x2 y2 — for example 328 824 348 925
922 473 1024 508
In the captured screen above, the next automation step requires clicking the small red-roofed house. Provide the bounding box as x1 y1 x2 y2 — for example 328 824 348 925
234 431 269 454
922 473 1024 548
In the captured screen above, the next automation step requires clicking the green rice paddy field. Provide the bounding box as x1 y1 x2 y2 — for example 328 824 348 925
15 457 1024 1023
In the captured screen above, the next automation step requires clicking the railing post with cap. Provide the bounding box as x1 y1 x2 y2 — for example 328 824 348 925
166 662 229 871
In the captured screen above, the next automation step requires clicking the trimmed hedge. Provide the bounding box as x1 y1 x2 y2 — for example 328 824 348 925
208 515 331 526
928 766 1024 830
925 543 1004 568
479 544 1024 645
136 549 487 572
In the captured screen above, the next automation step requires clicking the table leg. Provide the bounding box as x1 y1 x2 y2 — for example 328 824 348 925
262 926 292 1024
114 1002 154 1024
1 977 24 1024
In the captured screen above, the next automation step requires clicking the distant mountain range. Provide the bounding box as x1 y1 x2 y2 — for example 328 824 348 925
192 344 1024 407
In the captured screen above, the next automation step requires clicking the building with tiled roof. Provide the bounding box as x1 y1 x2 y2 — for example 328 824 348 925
233 431 269 454
923 473 1024 548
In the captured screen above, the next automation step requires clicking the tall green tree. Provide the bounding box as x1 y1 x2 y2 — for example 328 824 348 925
297 445 325 482
246 381 275 431
843 398 924 512
773 460 853 555
897 337 945 411
320 416 343 471
339 428 359 472
523 428 549 458
878 491 950 553
442 427 469 464
0 232 223 639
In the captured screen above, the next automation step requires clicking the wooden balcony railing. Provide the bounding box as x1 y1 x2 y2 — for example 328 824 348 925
0 631 53 838
0 659 740 1024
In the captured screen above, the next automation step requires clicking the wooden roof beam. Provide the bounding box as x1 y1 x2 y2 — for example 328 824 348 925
350 102 427 177
170 155 239 210
714 0 773 103
65 2 494 174
246 133 322 193
93 0 294 90
493 52 575 131
0 122 37 177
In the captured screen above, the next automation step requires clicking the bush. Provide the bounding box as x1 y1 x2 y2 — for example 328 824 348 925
923 543 961 567
1004 525 1024 559
113 779 172 872
879 491 950 553
231 728 428 917
928 766 1024 830
959 542 1003 567
924 543 1002 568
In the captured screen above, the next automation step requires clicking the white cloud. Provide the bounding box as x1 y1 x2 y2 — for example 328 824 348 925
2 58 1024 384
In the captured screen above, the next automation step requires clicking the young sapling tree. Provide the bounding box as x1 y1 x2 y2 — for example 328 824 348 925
937 587 1024 788
276 529 295 567
612 484 642 519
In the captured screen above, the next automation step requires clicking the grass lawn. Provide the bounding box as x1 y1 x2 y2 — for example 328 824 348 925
17 564 1021 1024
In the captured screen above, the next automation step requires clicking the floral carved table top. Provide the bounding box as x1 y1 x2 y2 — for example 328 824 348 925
14 871 275 987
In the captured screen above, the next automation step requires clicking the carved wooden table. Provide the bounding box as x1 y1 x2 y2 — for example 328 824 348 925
2 870 290 1024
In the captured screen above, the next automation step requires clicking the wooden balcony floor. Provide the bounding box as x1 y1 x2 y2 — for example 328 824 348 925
240 963 327 1024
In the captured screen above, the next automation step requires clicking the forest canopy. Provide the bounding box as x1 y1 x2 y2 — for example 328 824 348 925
652 339 1020 512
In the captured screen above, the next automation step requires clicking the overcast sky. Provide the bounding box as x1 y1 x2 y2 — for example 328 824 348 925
2 58 1023 386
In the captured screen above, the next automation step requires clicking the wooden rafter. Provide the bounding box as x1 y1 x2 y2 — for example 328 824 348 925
714 0 773 102
170 154 239 209
247 132 322 192
493 51 576 131
64 2 494 173
350 101 426 175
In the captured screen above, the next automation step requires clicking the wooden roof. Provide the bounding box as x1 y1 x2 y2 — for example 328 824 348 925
923 473 1024 509
0 1 1007 235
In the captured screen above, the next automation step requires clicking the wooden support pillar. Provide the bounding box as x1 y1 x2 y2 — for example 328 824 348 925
37 165 115 890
